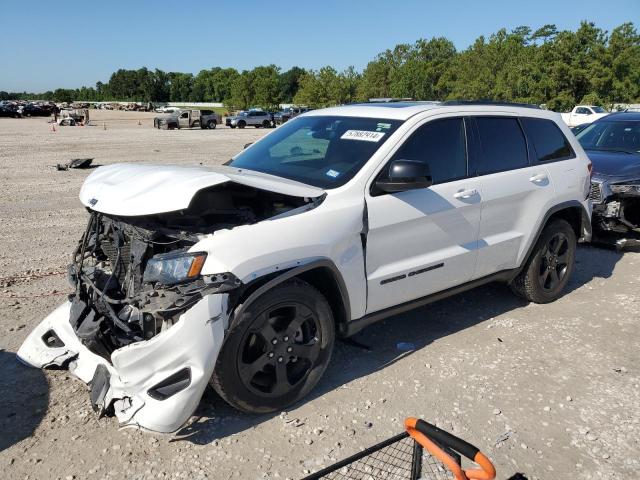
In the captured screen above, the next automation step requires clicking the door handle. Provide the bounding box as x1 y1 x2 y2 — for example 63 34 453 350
453 188 478 199
529 173 548 183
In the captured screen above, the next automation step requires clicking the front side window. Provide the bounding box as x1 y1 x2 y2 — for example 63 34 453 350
229 116 402 188
382 118 467 184
577 120 640 153
521 118 574 162
576 108 590 115
474 117 528 175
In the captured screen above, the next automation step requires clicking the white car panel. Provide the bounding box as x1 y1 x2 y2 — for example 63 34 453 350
473 165 556 277
18 294 228 433
79 163 324 216
365 177 482 313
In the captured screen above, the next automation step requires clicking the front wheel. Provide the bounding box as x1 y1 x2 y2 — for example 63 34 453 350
211 279 335 413
207 120 217 129
237 121 246 129
510 219 576 303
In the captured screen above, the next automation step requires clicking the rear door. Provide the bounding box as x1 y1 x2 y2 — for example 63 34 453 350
470 116 556 278
365 117 482 313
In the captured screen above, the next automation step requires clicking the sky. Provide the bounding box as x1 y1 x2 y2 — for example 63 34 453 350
1 0 638 92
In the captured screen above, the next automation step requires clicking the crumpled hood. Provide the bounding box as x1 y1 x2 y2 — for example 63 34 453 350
79 163 324 216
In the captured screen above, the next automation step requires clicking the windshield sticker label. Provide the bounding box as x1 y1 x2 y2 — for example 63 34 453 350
326 169 341 178
376 122 392 131
341 130 385 142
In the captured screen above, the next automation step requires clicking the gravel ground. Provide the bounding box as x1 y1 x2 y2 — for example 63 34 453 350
0 111 638 480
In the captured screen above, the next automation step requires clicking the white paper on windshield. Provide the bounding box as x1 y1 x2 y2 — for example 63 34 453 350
341 130 385 142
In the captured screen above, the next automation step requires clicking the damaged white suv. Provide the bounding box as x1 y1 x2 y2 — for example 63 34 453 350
19 101 592 433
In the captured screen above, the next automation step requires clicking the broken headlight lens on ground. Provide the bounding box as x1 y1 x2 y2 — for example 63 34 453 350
143 252 207 285
610 183 640 195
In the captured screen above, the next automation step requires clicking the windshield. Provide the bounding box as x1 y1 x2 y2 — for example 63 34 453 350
577 120 640 153
591 106 606 113
229 115 402 188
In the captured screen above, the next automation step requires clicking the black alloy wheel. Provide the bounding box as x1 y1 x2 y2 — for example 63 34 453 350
538 232 570 291
510 218 577 303
210 279 334 413
237 302 321 397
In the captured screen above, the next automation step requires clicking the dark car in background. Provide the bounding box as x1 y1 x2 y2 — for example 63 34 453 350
0 104 22 118
577 112 640 246
274 106 311 125
21 103 52 117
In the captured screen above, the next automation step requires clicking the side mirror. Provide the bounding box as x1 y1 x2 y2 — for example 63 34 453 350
243 142 253 149
374 159 433 194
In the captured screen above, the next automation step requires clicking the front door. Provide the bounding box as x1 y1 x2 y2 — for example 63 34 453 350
365 117 482 314
178 111 190 128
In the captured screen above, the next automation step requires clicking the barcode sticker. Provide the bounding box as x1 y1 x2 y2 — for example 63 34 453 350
341 130 385 142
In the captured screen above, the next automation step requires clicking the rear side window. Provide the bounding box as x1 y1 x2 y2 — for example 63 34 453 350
474 117 528 175
388 117 467 184
521 118 574 162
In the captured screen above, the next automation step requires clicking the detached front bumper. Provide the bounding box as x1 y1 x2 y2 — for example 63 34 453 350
17 294 228 433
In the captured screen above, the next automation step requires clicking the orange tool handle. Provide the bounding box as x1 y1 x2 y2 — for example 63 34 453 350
405 418 496 480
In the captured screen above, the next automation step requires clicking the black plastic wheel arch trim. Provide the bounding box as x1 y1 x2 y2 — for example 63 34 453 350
232 259 351 330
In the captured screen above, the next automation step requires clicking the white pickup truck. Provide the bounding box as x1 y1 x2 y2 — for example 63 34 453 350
560 105 609 127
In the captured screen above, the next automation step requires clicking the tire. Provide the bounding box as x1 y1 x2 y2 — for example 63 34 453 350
510 219 576 303
230 125 236 129
237 120 246 129
211 279 335 413
207 120 217 129
262 120 271 128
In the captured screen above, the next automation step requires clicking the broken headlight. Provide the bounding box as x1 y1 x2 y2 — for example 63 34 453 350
610 182 640 195
143 252 207 285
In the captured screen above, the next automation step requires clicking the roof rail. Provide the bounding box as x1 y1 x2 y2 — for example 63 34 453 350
367 98 415 103
442 100 542 109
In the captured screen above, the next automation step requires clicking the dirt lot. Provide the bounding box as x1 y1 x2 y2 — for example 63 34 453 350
0 110 638 480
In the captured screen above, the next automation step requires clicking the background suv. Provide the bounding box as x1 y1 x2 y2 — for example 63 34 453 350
227 109 273 128
19 101 592 433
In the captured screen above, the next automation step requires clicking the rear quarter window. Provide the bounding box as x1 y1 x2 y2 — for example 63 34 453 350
521 118 575 162
474 117 529 175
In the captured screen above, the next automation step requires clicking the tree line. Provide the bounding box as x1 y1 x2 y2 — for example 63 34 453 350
2 21 638 111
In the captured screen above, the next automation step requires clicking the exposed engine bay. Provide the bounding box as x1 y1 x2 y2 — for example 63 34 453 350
592 197 640 234
68 183 317 360
591 180 640 241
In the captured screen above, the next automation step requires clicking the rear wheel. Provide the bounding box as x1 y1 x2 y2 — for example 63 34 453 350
211 279 335 413
511 219 576 303
207 120 217 129
262 120 271 128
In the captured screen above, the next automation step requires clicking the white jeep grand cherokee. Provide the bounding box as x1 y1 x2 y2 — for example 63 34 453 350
19 101 592 433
